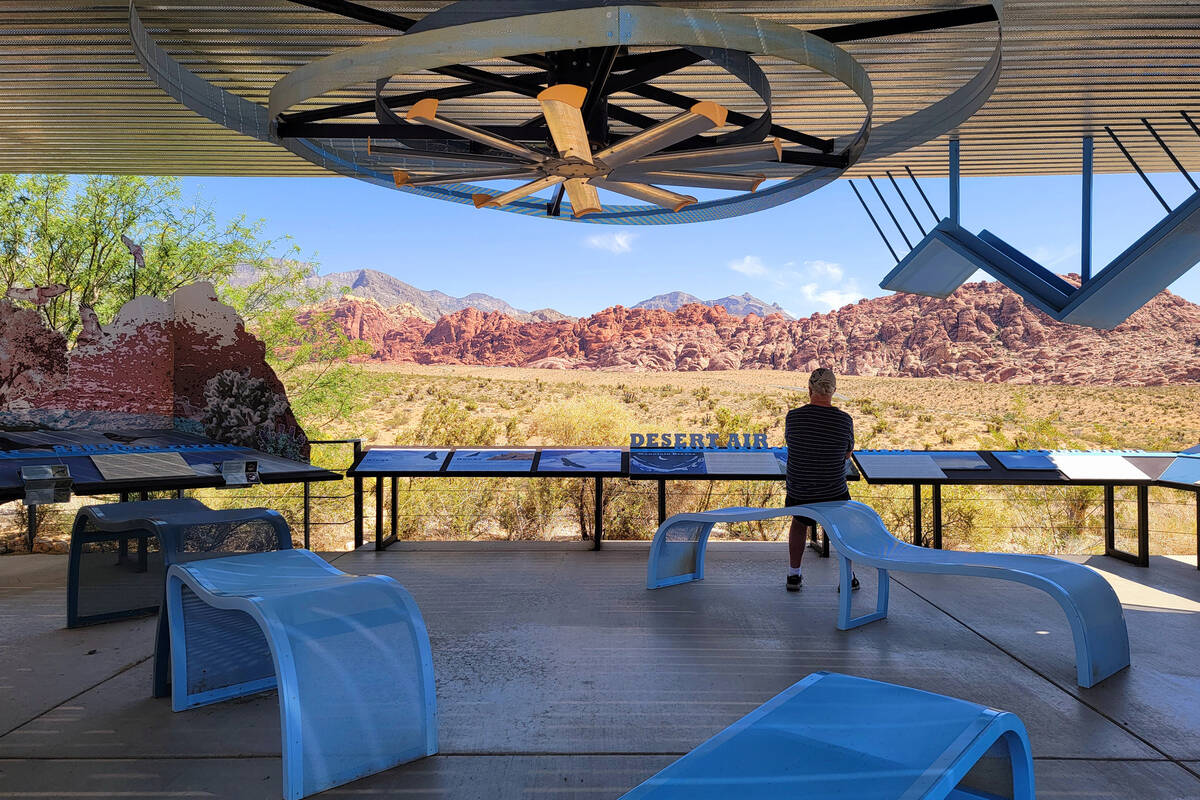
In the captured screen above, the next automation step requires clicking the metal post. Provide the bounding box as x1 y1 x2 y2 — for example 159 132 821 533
868 175 913 249
1103 485 1115 555
932 484 943 549
592 477 604 551
886 170 927 236
390 477 398 544
119 492 129 503
303 481 311 550
1136 485 1150 568
1195 491 1199 571
353 440 364 549
1082 136 1093 281
26 504 37 551
374 476 384 551
949 139 961 224
912 484 923 546
657 479 667 526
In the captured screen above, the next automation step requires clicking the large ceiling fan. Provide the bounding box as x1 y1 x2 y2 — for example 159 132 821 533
379 85 782 217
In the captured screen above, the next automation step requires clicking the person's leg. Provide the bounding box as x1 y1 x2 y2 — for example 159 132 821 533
788 516 808 570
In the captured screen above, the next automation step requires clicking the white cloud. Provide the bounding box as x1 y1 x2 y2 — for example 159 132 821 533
584 231 636 254
802 282 861 310
804 259 844 282
728 255 769 277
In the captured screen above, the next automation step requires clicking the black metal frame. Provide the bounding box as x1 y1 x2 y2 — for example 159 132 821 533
278 0 999 167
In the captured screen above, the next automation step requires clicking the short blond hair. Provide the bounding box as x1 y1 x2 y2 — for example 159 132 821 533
809 367 836 396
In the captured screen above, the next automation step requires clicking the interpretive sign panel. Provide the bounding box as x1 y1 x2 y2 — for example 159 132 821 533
357 448 450 473
91 452 197 481
1159 456 1200 487
994 451 1058 471
925 451 990 471
538 449 623 473
1049 453 1148 482
702 450 783 475
853 453 946 480
447 449 536 473
628 451 707 476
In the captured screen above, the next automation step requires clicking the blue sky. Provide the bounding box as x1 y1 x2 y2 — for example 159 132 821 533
182 169 1200 318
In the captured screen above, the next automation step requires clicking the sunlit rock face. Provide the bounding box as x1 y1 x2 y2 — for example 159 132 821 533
311 278 1200 387
0 283 307 459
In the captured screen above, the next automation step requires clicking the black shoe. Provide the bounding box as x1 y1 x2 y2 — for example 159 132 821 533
837 574 861 593
786 574 802 592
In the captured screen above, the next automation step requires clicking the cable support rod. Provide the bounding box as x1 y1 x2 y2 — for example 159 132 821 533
1104 126 1171 212
903 165 941 224
886 170 928 236
868 175 913 249
848 180 900 262
1141 118 1199 191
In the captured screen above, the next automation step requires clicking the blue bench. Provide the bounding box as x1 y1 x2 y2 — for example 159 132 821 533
646 502 1130 687
621 671 1035 799
879 187 1200 329
165 548 437 800
67 498 294 698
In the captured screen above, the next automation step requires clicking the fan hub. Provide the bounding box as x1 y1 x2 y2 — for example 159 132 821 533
546 158 608 179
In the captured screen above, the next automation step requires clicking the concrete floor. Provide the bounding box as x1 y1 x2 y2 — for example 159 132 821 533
1 542 1198 799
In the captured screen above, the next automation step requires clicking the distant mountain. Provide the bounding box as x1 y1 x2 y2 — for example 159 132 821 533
634 290 792 319
305 277 1200 386
231 264 572 323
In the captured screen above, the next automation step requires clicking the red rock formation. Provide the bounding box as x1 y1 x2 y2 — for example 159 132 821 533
0 284 308 458
308 278 1200 387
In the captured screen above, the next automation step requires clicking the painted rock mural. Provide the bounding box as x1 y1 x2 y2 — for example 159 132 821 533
0 282 308 459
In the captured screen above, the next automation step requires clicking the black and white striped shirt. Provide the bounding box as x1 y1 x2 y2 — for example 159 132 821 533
784 404 854 499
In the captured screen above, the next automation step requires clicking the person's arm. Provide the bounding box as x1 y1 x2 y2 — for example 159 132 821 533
845 416 855 461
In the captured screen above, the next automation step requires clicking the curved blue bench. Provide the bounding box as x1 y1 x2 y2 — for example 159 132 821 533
621 671 1035 799
646 502 1130 688
165 548 437 800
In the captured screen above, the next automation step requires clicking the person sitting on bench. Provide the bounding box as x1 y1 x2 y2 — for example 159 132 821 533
784 367 857 592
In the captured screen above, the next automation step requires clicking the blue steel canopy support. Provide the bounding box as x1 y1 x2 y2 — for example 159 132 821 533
949 139 961 223
1082 136 1093 281
1142 118 1199 191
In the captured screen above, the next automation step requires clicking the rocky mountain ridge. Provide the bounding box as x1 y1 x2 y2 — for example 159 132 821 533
301 277 1200 386
634 291 793 319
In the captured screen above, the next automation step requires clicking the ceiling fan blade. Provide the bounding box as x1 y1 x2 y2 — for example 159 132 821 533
563 178 602 217
624 139 782 172
594 102 729 169
406 98 547 162
606 169 765 192
589 178 696 212
368 140 529 167
472 175 565 208
393 168 540 188
538 85 593 162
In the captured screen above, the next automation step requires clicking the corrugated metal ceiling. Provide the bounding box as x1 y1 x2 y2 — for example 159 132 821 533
1 1 1198 178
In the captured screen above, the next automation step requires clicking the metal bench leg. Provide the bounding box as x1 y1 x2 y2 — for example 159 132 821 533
837 557 889 630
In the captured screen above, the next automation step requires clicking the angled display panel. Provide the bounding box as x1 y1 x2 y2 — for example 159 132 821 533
1049 453 1149 482
447 449 536 473
356 448 450 473
994 451 1058 471
629 451 707 477
702 451 784 476
1158 456 1200 487
853 453 946 480
537 449 623 474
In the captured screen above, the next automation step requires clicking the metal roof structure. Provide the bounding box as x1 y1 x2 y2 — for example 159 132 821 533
2 1 1199 180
